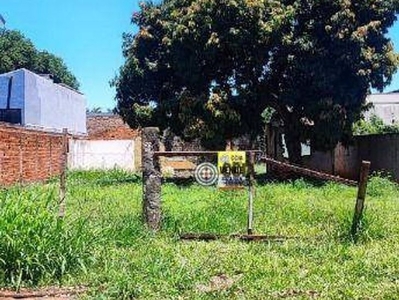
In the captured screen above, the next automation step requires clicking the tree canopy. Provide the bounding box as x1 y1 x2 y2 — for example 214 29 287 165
114 0 399 161
0 29 79 90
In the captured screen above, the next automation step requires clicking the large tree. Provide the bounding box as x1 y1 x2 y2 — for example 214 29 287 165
263 0 399 163
114 0 399 161
0 29 79 90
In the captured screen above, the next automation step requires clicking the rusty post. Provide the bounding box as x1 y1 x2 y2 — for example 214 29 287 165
19 131 23 185
247 152 256 235
351 161 371 239
142 127 162 231
58 128 68 218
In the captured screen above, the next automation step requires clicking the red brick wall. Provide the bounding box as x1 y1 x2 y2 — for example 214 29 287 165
87 114 138 140
0 123 65 186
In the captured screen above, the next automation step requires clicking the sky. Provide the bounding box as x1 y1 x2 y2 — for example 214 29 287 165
1 1 399 110
1 0 139 110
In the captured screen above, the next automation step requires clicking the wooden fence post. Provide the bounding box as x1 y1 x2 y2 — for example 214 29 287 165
58 128 68 218
351 160 371 239
142 127 162 231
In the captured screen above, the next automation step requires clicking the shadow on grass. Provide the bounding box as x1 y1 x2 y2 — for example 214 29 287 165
163 174 330 188
63 170 142 187
256 173 331 187
162 177 196 187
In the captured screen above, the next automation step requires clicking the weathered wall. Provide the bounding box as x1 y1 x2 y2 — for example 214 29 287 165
86 114 138 140
333 144 359 179
356 134 399 179
303 150 334 174
68 139 138 171
78 114 141 171
0 123 64 186
304 134 399 181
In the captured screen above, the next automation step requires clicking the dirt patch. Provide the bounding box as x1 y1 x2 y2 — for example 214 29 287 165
272 288 320 298
196 273 243 293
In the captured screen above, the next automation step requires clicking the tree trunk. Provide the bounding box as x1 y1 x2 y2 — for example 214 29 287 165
284 129 302 165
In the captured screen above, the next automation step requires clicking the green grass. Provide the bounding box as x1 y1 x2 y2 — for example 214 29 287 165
0 170 399 299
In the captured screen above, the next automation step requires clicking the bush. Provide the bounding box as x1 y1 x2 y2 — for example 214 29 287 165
353 114 399 135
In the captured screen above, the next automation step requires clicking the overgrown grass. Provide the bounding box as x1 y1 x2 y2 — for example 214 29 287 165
0 185 94 288
1 170 398 299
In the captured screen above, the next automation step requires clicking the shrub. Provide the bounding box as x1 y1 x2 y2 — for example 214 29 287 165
353 114 399 135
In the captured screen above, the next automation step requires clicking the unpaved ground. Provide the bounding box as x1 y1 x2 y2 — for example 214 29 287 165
0 296 71 300
0 286 86 299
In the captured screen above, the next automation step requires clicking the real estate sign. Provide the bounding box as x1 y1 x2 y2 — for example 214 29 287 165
217 151 247 189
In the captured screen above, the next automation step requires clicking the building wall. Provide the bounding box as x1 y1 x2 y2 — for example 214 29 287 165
0 123 65 186
0 70 26 123
23 70 42 127
24 69 87 134
365 93 399 125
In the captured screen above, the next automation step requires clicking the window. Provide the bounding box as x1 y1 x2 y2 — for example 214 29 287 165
0 109 22 124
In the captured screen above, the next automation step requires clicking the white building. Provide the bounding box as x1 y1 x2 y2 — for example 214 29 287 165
365 92 399 125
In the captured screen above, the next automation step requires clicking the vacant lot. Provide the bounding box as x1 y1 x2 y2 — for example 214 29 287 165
1 170 398 299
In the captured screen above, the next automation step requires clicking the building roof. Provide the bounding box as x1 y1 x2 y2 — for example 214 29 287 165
367 92 399 105
0 68 83 95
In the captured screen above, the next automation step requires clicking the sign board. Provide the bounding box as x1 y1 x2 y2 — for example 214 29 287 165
217 151 247 189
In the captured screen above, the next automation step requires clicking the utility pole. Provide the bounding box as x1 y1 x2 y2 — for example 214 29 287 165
0 13 6 36
0 14 6 27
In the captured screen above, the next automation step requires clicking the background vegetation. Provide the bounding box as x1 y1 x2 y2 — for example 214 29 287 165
353 114 399 135
0 170 398 299
0 29 79 89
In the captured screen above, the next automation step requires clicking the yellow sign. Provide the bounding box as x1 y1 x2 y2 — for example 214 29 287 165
217 151 247 189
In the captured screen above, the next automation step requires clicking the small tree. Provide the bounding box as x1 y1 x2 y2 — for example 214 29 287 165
263 0 399 162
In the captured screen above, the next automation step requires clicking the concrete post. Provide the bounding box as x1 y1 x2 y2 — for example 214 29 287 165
142 127 161 231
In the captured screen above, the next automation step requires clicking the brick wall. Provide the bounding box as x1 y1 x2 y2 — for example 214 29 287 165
0 123 65 186
86 114 138 140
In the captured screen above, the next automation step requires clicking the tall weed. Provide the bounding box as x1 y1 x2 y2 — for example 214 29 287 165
367 173 398 198
0 186 94 288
